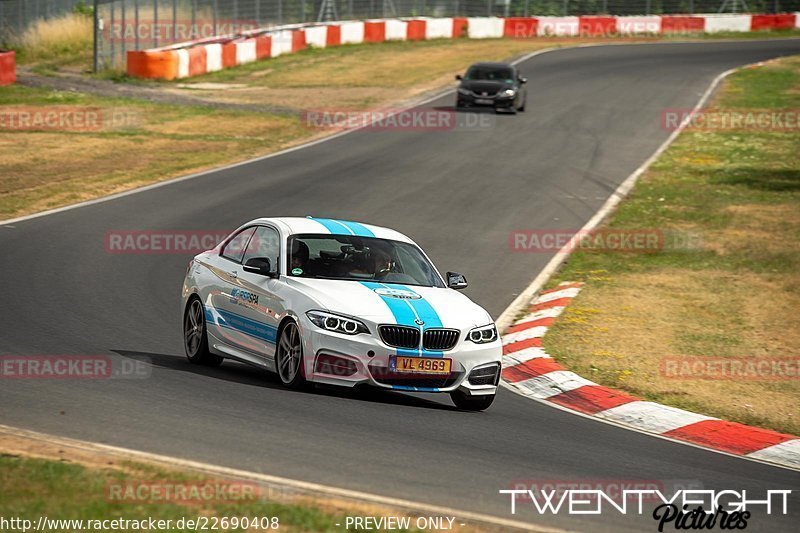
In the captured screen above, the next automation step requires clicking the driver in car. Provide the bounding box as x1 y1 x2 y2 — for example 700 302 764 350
346 248 393 279
290 240 310 274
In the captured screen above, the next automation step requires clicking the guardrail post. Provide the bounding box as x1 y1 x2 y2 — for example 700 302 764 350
121 1 127 65
153 0 158 48
110 1 115 67
213 0 218 38
93 0 98 72
136 0 141 48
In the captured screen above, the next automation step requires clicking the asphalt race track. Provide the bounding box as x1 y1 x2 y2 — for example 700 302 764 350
2 40 800 531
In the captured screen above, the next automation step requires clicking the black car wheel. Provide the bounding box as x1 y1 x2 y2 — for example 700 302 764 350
276 320 307 389
184 297 223 366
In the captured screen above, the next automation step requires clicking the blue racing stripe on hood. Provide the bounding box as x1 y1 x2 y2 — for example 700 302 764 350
393 284 443 329
360 281 416 326
361 282 447 358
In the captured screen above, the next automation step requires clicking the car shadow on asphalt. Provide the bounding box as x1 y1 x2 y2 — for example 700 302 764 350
434 105 517 116
112 350 457 412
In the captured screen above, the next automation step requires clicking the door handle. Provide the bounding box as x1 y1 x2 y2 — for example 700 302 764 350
229 271 238 279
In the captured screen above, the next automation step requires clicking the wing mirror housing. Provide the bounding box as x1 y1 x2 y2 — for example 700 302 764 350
447 272 468 290
519 76 528 84
455 74 463 81
243 257 279 278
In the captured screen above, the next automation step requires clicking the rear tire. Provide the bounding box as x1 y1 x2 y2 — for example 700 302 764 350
451 390 495 411
184 297 223 367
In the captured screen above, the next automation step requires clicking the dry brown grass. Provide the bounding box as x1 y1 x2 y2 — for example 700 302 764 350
14 13 93 65
0 106 310 219
1 37 590 220
176 37 662 110
0 427 493 532
543 54 800 435
547 271 800 434
170 38 565 110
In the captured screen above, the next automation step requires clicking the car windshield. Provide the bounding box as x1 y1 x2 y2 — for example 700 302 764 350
464 66 514 83
287 234 445 288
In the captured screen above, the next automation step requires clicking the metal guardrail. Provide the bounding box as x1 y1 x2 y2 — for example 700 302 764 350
93 0 799 70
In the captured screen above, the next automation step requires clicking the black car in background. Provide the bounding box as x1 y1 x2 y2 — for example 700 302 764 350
455 62 527 113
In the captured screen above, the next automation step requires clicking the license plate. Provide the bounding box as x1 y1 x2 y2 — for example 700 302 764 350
392 356 452 374
475 98 493 105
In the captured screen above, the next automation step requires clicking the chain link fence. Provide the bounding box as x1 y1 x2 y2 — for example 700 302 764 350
0 0 90 42
2 1 798 70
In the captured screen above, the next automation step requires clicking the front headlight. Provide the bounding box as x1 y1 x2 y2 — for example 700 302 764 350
306 310 369 335
468 324 498 344
500 89 516 98
457 88 472 95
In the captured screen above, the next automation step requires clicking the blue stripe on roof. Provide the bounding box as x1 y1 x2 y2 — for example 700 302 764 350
311 218 353 235
336 220 375 237
310 218 375 237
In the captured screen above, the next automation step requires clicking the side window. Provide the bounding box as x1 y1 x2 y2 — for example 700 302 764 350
242 226 280 273
221 227 256 264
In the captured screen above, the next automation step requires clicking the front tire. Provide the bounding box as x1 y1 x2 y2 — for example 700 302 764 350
184 297 223 366
451 390 495 411
276 320 306 389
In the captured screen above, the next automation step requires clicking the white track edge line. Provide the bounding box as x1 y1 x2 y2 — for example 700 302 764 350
496 60 800 473
7 38 796 226
499 381 800 473
0 424 567 532
0 46 563 227
495 64 737 333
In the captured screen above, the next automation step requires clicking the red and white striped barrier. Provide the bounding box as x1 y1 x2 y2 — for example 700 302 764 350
703 14 753 32
0 50 15 86
617 15 661 34
127 13 800 80
501 282 800 470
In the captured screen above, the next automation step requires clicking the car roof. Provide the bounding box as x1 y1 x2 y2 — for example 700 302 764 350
247 217 415 244
468 62 514 69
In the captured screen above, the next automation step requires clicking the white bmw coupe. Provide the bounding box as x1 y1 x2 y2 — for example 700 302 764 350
181 217 502 410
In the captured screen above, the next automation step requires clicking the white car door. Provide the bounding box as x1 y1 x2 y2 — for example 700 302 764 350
233 225 285 363
203 226 265 359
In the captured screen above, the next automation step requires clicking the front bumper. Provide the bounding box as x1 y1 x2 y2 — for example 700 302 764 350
299 316 502 396
457 92 516 109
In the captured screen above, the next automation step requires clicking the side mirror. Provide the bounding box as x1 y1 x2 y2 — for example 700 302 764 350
519 77 528 84
447 272 468 290
455 74 462 81
243 257 278 278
